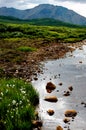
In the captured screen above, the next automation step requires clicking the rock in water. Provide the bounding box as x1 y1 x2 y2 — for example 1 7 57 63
56 125 63 130
64 110 77 117
68 86 73 91
47 109 54 116
63 118 70 123
46 82 56 93
44 96 58 102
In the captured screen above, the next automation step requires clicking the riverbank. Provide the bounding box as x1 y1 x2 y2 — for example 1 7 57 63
0 39 85 81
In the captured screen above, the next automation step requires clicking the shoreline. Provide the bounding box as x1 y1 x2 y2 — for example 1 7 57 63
0 39 86 81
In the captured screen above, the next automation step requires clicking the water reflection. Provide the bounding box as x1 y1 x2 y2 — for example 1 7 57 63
32 43 86 130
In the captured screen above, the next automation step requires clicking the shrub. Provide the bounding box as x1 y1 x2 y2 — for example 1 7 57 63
0 78 39 130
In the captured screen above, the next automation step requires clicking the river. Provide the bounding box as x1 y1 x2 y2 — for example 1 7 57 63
32 42 86 130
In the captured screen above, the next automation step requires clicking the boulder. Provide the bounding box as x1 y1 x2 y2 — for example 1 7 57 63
44 96 58 102
46 82 56 93
47 109 54 116
56 125 63 130
64 110 77 117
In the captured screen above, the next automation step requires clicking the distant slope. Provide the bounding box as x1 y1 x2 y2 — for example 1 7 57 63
0 16 82 28
27 18 81 27
0 4 86 25
0 7 24 19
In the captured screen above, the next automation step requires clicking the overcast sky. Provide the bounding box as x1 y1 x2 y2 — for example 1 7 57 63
0 0 86 17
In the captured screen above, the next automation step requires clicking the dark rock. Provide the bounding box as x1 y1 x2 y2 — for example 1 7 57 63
63 91 70 96
64 110 77 117
44 96 58 102
79 61 82 63
63 118 70 123
47 109 54 116
46 82 56 93
56 125 63 130
34 77 38 80
59 82 63 86
32 120 42 128
68 86 73 91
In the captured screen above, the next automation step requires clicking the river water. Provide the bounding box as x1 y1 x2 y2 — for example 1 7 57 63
32 42 86 130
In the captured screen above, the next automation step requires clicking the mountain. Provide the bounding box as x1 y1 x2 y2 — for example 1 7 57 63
0 4 86 25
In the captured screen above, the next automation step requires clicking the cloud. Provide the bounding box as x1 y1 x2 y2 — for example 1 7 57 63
54 0 86 3
0 0 49 9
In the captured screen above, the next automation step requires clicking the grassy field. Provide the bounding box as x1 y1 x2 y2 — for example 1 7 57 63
0 20 86 129
0 22 86 43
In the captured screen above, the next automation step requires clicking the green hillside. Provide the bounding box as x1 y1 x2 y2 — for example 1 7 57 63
0 16 83 27
0 19 86 43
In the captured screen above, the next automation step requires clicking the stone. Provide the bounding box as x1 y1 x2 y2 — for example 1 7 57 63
68 86 73 91
46 82 56 93
63 118 70 123
47 109 54 116
32 120 42 128
59 82 63 86
63 91 70 96
79 61 82 63
64 110 77 117
56 125 63 130
44 96 58 102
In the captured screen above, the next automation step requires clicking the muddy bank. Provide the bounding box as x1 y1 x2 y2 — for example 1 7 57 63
0 40 85 81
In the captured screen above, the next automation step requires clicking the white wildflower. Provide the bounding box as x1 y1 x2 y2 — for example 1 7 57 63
27 99 29 103
6 89 8 93
16 103 18 107
11 116 13 118
23 96 25 100
19 100 22 105
12 100 16 105
6 84 9 87
7 110 9 113
0 97 2 100
13 84 15 87
1 92 3 96
8 104 10 107
16 109 18 115
21 90 26 94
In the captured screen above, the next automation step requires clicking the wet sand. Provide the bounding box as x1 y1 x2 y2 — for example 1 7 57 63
32 41 86 130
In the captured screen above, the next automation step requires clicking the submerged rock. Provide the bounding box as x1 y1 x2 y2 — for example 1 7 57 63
64 110 77 117
44 96 58 102
46 82 56 93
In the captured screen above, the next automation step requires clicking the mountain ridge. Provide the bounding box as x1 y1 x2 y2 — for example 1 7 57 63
0 4 86 25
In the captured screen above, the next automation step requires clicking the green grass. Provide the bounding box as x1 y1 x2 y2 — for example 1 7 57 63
18 46 37 52
0 78 39 130
0 22 86 43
